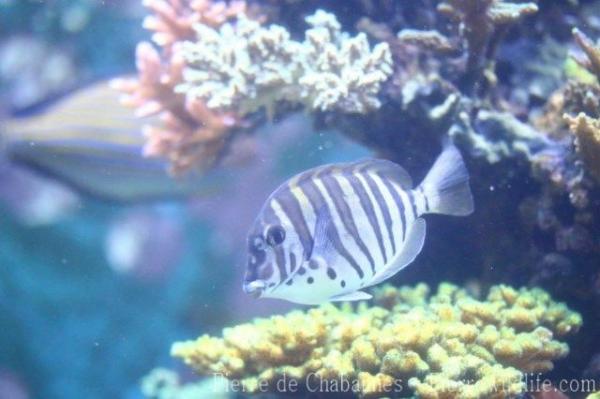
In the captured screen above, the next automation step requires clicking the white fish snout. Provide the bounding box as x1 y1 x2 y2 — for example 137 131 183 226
243 280 266 299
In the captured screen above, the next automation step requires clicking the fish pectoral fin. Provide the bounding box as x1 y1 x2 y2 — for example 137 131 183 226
367 218 427 287
329 290 372 302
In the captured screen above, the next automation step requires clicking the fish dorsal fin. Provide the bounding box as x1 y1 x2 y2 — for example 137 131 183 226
366 218 426 287
330 290 372 302
350 159 413 189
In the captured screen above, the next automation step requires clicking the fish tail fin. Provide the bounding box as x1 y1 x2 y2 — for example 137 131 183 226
417 143 474 216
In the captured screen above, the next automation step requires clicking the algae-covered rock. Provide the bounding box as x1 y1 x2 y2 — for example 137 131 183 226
172 283 581 398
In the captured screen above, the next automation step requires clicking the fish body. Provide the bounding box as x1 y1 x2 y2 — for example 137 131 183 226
243 144 474 305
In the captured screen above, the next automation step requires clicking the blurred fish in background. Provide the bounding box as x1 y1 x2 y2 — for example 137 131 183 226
0 36 78 111
1 80 229 202
0 164 80 226
104 206 185 281
0 368 29 399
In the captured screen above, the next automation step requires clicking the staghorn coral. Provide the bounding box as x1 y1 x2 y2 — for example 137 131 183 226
396 29 456 54
572 28 600 82
177 10 393 115
172 283 581 399
111 0 245 175
561 29 600 185
564 113 600 184
141 0 247 47
397 0 537 92
437 0 537 85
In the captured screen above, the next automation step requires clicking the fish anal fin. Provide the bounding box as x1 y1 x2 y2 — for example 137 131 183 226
330 290 372 302
367 218 426 287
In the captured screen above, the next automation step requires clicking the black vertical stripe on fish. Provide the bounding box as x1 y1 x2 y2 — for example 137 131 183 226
278 186 314 261
418 186 430 212
407 191 417 219
346 174 388 264
302 179 365 279
264 205 289 284
274 245 287 284
294 164 336 187
379 177 406 242
321 174 376 274
289 252 297 273
363 171 397 255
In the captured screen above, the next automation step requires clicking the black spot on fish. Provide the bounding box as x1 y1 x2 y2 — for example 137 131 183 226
327 268 337 280
307 277 314 284
341 280 346 288
308 260 319 270
286 279 293 286
268 283 275 288
298 267 306 275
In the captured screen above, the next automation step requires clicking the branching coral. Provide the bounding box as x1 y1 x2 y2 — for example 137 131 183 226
177 10 393 115
572 28 600 82
114 4 392 173
397 0 537 91
564 113 600 184
561 29 600 185
438 0 538 84
141 0 247 47
111 0 244 175
172 283 581 399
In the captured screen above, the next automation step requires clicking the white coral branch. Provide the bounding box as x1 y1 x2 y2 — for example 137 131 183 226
177 10 393 115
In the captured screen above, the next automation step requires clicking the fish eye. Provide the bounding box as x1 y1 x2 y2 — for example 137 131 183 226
266 225 286 246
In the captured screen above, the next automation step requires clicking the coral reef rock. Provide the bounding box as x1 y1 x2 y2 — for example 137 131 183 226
172 283 581 399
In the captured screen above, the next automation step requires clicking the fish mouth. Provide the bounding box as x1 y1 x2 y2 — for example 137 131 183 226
243 280 266 299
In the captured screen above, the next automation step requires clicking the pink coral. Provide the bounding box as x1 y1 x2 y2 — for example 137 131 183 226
111 0 247 175
143 96 239 174
142 0 247 46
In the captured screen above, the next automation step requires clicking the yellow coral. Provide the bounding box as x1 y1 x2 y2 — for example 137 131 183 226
172 283 582 399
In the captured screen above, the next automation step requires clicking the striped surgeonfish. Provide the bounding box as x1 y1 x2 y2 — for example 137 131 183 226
243 144 474 304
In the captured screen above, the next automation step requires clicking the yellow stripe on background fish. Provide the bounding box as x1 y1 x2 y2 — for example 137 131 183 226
3 78 148 145
243 144 474 305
